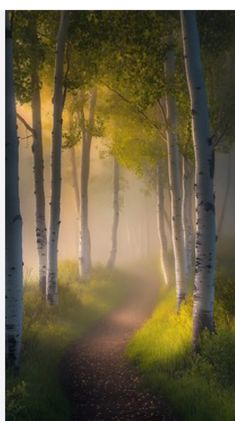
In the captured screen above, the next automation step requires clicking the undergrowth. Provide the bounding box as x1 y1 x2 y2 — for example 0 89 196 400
127 267 235 421
6 261 128 421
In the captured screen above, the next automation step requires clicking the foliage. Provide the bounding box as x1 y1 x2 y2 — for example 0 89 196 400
127 270 235 421
6 381 28 421
6 261 128 421
13 11 56 103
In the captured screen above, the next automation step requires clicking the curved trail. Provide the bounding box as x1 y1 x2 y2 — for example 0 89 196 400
61 270 176 420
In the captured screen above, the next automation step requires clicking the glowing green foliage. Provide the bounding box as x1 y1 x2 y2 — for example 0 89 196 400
128 268 235 420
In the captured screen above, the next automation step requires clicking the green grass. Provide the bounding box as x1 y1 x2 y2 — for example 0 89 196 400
127 273 235 421
6 261 128 421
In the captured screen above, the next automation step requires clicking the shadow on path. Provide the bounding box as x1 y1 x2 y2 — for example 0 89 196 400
61 267 177 420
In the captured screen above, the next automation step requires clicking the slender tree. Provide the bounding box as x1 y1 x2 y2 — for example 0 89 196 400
6 12 23 368
79 88 97 279
181 11 216 350
47 11 69 304
182 154 194 282
70 145 80 218
30 17 47 296
165 39 187 310
13 12 48 296
107 157 120 269
156 160 170 286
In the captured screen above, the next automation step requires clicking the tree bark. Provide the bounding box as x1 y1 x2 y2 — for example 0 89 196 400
156 161 170 286
107 158 120 269
165 40 187 310
6 12 23 368
181 11 216 351
79 88 97 279
31 20 47 296
182 155 194 283
47 12 69 304
70 145 80 218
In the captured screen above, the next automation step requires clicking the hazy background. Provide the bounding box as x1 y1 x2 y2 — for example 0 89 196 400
17 104 235 277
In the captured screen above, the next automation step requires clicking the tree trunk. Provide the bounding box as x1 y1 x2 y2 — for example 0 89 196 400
70 145 80 261
6 12 23 368
107 158 120 269
47 12 69 305
79 88 97 279
165 41 187 310
70 146 80 218
156 161 170 286
31 23 47 296
217 151 232 239
181 11 216 351
182 155 194 283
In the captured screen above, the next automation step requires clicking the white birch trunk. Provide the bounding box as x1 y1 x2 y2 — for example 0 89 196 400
6 12 23 368
181 11 216 350
79 88 97 279
107 158 120 269
165 42 187 310
31 26 47 296
47 12 69 304
156 161 170 286
182 155 194 283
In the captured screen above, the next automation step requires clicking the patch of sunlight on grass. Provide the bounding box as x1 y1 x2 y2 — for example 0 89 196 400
127 282 235 421
6 261 128 421
128 290 192 367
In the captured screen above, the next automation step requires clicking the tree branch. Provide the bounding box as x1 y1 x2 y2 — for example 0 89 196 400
16 112 35 135
156 98 168 128
20 134 34 141
102 82 167 143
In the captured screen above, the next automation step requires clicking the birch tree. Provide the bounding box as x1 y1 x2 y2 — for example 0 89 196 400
13 12 48 296
156 160 170 286
6 12 23 368
198 12 235 238
182 154 194 282
79 88 97 279
47 11 69 304
30 17 47 296
70 146 80 219
165 40 187 310
181 11 216 350
107 157 120 269
64 109 81 219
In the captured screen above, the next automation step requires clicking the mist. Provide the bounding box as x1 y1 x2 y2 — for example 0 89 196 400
18 115 235 276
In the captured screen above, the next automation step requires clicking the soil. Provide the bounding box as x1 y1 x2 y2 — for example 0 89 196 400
61 269 177 421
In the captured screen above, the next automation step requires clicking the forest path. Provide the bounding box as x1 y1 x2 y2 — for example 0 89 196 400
61 267 176 421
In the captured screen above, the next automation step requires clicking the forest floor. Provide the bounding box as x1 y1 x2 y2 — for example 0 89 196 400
61 268 177 421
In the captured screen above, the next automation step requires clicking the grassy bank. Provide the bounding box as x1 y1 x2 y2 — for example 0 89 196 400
6 261 128 421
127 272 235 421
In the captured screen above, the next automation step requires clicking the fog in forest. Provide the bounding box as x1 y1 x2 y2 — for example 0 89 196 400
18 111 235 276
6 10 235 421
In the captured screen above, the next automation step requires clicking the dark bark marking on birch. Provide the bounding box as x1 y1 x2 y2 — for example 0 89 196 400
204 202 215 213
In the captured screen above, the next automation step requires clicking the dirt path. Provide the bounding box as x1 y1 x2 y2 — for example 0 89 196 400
61 270 176 420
